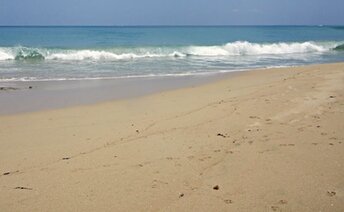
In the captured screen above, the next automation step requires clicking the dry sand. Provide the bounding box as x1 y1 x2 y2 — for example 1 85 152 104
0 63 343 211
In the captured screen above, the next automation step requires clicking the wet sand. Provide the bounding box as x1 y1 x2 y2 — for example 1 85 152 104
0 63 343 211
0 73 229 115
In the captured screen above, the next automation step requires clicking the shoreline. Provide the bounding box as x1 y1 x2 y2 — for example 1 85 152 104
0 62 343 211
0 63 329 115
0 72 235 115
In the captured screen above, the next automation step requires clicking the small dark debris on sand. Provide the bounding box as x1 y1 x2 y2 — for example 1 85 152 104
28 86 32 89
62 157 71 160
3 170 19 176
15 186 33 190
136 129 140 133
179 193 184 198
217 133 228 138
0 87 19 91
329 96 336 98
213 185 219 190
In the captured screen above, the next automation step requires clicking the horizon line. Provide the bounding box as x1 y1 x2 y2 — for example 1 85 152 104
0 24 343 27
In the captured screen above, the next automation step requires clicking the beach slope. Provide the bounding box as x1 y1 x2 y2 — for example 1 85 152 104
1 63 344 211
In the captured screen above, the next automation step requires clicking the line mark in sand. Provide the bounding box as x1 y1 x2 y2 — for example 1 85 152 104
224 199 233 204
14 187 33 190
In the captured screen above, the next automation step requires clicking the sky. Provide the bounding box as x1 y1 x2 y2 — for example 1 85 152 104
0 0 343 26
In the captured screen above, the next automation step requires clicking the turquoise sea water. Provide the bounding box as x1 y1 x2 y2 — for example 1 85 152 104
0 26 344 81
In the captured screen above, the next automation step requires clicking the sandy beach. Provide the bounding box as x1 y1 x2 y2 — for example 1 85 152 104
0 63 343 211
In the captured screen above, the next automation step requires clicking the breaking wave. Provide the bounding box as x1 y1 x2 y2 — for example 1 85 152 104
0 41 342 61
187 41 333 56
333 43 344 51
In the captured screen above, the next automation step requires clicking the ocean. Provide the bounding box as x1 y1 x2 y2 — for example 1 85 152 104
0 26 344 82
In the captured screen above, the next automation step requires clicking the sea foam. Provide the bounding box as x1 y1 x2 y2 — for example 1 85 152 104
187 41 330 56
0 48 14 60
0 41 341 61
46 50 165 60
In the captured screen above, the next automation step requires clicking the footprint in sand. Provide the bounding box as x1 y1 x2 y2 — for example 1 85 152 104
279 200 288 204
151 179 168 188
198 156 212 161
187 155 195 160
224 199 233 204
327 191 336 197
259 148 277 153
279 144 295 147
271 206 280 211
312 115 321 120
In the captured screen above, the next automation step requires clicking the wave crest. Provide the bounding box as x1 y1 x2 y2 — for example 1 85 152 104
0 41 341 61
333 44 344 51
188 41 329 56
15 48 45 60
0 49 14 60
46 50 168 60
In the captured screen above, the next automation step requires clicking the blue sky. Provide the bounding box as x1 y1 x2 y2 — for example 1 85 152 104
1 0 343 25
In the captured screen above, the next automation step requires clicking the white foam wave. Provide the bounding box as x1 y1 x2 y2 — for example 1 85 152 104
0 41 340 61
46 50 170 61
187 41 332 56
0 49 15 60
